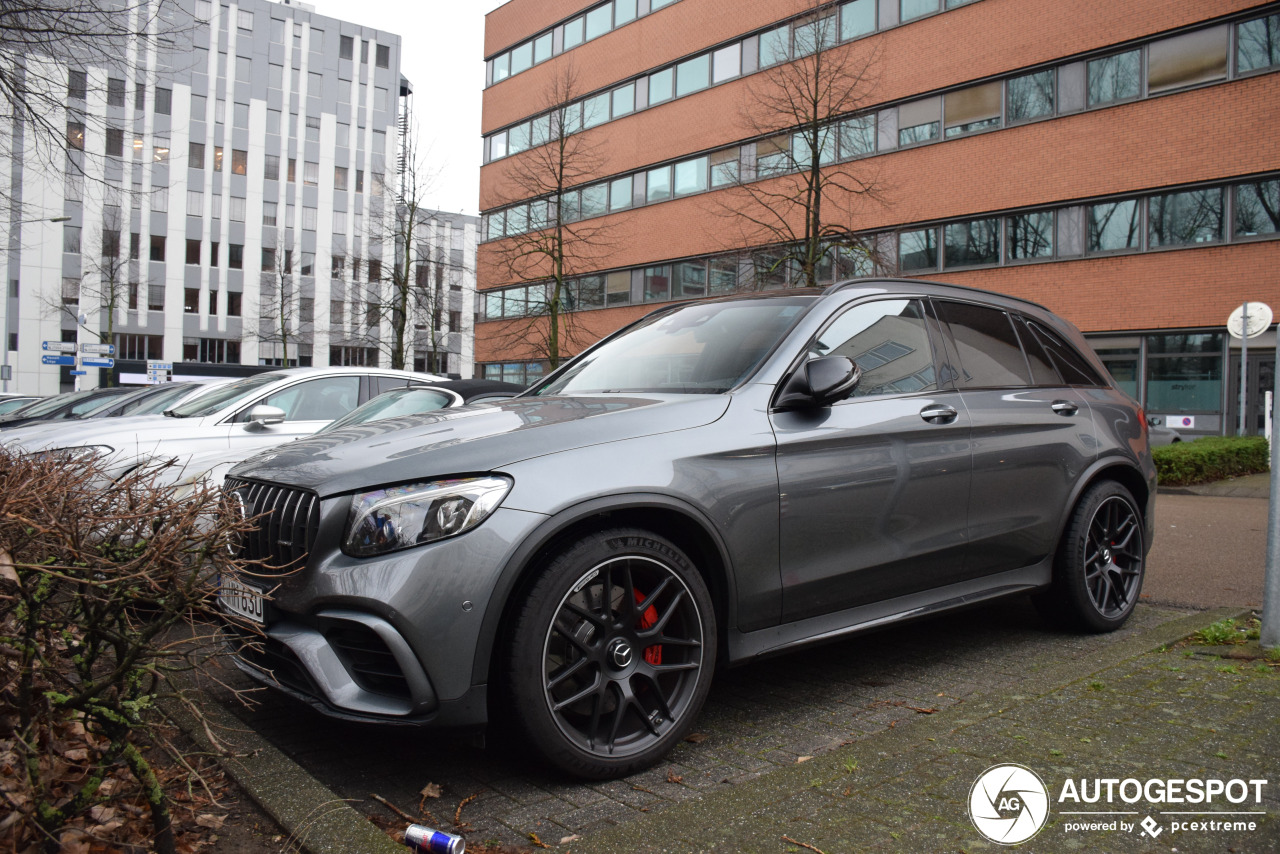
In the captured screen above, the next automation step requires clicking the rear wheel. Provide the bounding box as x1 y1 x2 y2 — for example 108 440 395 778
506 528 716 779
1035 481 1146 632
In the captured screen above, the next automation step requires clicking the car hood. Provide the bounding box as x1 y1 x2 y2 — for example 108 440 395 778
228 394 730 496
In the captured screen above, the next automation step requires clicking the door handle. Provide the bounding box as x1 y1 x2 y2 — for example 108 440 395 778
920 405 958 424
1051 400 1079 416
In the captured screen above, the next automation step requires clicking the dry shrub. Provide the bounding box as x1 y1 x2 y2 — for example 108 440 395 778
0 449 261 853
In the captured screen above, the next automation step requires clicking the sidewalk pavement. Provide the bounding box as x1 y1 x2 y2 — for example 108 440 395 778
1159 471 1271 499
569 607 1278 854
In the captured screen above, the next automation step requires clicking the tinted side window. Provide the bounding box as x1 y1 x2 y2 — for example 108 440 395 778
1012 316 1061 386
238 376 361 421
934 301 1031 388
374 375 413 396
814 299 938 397
1025 319 1106 387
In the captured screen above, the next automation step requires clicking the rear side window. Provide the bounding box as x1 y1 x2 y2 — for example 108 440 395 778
813 299 938 397
1023 319 1106 387
1012 316 1061 386
236 376 361 422
934 301 1031 388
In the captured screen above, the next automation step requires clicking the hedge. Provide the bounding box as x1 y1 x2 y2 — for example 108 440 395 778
1153 435 1271 486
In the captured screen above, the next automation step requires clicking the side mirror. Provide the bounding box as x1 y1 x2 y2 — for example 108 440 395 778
775 355 862 410
245 404 286 431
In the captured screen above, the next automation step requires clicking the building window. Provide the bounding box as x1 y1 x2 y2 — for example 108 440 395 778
306 115 320 141
63 225 81 254
106 77 126 107
105 127 124 157
237 8 252 29
184 288 199 312
235 55 251 84
228 292 241 316
210 241 219 266
376 43 390 68
898 120 938 146
147 284 164 311
340 35 354 60
150 235 166 261
260 154 278 181
153 142 169 163
1234 179 1280 238
228 243 243 269
302 207 317 231
675 54 710 98
263 201 278 226
185 239 201 265
61 277 80 305
155 87 172 115
646 165 672 204
209 290 218 314
1237 14 1280 74
261 248 275 271
1146 333 1223 413
334 166 348 189
1007 210 1055 260
901 0 939 23
1148 26 1227 94
189 141 205 168
114 333 163 359
213 146 223 172
755 134 791 176
231 149 247 175
673 156 708 196
303 161 318 185
1148 188 1223 247
185 337 240 363
1087 199 1141 252
67 69 87 100
66 121 85 150
1086 50 1140 106
898 228 938 272
837 116 874 159
944 218 1000 267
367 259 381 281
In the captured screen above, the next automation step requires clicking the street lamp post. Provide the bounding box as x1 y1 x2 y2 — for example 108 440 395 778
2 214 72 393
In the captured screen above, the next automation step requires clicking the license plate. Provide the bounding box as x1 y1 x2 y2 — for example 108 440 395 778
219 575 265 625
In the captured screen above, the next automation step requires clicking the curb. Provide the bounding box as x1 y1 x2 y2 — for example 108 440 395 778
566 605 1253 853
168 688 404 854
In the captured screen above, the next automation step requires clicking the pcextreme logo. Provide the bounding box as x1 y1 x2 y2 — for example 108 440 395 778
967 765 1270 845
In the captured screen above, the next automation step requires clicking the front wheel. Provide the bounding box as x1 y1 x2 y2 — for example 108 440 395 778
506 528 717 779
1035 481 1146 632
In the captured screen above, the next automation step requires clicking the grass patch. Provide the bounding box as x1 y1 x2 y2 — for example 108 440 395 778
1194 618 1252 646
1153 436 1269 486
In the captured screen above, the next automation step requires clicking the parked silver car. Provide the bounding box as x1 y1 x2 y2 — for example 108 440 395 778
226 280 1155 779
3 367 445 483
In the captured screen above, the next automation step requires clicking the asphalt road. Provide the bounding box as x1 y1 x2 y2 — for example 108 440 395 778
1144 492 1269 609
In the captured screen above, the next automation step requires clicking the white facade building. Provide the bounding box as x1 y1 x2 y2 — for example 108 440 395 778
2 0 475 395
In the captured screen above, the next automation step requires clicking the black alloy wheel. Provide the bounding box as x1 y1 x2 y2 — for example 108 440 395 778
507 528 716 779
1035 480 1146 633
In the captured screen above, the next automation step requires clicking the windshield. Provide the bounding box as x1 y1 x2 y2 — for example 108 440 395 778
77 387 154 418
6 389 98 418
120 382 202 415
319 387 454 433
167 372 284 417
533 299 812 396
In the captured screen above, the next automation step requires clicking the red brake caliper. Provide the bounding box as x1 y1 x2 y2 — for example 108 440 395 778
633 590 662 665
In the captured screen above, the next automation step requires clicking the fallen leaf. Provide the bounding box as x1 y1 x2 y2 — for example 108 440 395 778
63 748 89 762
560 835 581 844
195 814 225 829
796 755 813 763
58 831 89 854
88 805 115 824
528 831 551 849
683 732 708 744
666 768 683 784
419 782 442 799
0 549 16 583
454 793 478 827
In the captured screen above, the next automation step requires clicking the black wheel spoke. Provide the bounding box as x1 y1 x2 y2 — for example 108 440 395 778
552 673 602 713
620 562 637 621
637 589 685 640
546 655 591 692
634 575 672 617
564 601 608 630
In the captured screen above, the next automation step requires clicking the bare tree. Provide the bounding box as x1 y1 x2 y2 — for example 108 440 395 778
38 206 130 385
485 65 624 371
249 245 300 367
716 2 883 289
1 0 180 213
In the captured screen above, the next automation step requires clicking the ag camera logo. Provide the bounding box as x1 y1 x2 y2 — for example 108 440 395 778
969 763 1051 844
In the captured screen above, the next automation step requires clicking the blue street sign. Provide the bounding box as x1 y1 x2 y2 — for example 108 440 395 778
41 354 75 366
69 370 87 376
42 341 75 352
147 362 174 371
82 357 115 368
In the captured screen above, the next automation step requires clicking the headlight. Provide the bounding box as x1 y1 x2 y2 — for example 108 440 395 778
343 475 513 557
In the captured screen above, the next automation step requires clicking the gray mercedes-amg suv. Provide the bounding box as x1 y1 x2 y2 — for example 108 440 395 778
224 279 1154 779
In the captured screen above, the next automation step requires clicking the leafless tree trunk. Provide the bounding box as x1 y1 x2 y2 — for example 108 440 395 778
716 2 884 289
248 246 298 367
485 65 624 371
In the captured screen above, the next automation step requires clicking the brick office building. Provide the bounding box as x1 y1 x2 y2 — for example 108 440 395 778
477 0 1280 435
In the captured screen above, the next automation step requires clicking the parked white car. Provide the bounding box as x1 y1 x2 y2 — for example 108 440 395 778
2 367 445 483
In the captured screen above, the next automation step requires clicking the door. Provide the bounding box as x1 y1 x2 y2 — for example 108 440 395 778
227 374 363 455
772 298 973 622
932 301 1098 579
1226 351 1276 436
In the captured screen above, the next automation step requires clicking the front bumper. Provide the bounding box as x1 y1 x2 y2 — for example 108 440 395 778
229 502 547 726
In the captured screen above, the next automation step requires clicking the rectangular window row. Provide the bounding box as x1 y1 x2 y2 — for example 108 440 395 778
898 179 1279 273
482 11 1280 238
488 0 678 87
481 176 1278 320
483 9 1274 166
